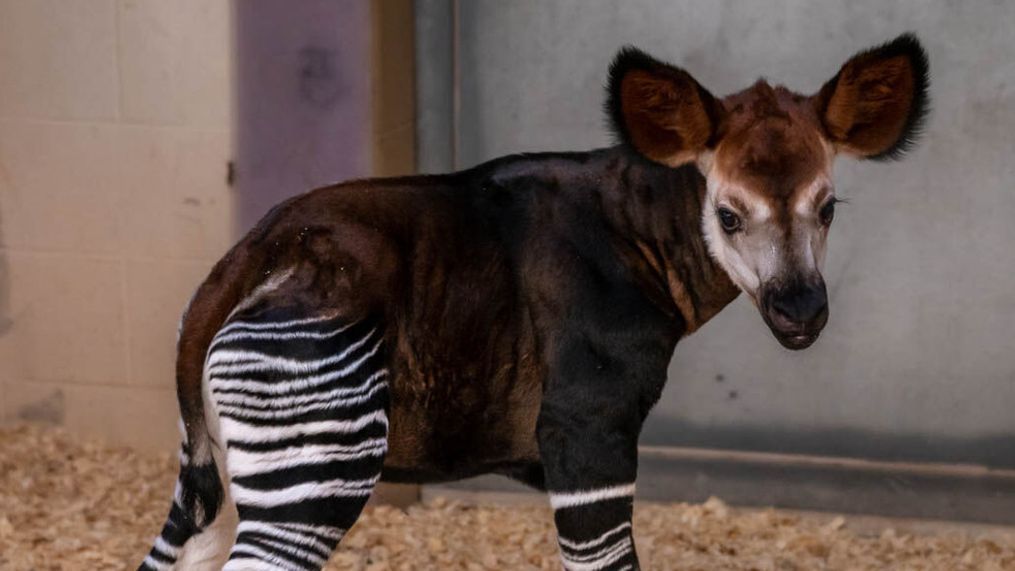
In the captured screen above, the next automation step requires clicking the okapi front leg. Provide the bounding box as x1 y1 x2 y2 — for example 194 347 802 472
539 402 641 571
207 308 390 570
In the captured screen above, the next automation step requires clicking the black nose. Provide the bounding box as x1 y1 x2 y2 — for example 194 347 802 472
770 283 828 326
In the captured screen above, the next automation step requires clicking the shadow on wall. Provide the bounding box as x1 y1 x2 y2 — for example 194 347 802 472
232 0 373 234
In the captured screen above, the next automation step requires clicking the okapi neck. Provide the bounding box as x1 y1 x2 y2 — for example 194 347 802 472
598 146 741 334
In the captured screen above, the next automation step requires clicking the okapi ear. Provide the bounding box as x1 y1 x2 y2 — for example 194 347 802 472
815 33 930 161
606 46 723 167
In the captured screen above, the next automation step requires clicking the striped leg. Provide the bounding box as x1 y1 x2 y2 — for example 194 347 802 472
539 401 641 570
549 485 638 571
207 309 389 570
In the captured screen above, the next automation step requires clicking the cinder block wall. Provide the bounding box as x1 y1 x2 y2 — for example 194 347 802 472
0 0 233 452
0 0 415 454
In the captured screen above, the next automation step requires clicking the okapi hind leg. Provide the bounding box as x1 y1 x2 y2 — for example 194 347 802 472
206 306 390 570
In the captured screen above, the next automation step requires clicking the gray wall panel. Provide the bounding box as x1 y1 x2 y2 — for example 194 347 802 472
414 0 455 173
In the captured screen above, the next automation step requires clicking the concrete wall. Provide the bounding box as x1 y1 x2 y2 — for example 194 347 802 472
417 1 1015 467
0 1 416 455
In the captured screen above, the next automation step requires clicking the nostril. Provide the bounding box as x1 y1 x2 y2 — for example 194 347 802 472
771 288 827 325
771 298 802 325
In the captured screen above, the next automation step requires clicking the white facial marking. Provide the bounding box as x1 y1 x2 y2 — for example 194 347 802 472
753 200 772 221
697 155 763 296
696 152 836 301
794 176 833 216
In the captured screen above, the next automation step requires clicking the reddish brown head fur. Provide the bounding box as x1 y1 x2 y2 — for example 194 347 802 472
715 81 829 202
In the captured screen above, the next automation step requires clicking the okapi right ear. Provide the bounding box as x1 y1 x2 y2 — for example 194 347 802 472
606 46 723 167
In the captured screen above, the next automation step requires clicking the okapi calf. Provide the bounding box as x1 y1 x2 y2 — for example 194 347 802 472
141 34 928 570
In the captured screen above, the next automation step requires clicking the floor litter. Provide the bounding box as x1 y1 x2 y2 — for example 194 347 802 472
2 423 1013 570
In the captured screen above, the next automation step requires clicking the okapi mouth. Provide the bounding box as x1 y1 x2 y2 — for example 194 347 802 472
772 330 822 350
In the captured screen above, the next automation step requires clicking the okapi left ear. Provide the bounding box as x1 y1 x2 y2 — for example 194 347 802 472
606 46 723 167
815 33 930 160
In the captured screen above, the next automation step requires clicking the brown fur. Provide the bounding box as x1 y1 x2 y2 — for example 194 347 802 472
609 47 723 167
716 81 830 205
820 56 916 157
619 70 717 166
816 34 930 160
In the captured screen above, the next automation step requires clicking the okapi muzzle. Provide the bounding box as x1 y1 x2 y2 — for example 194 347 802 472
761 275 828 349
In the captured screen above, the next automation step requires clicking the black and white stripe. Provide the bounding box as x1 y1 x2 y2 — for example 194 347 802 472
139 486 191 569
550 483 638 571
208 310 389 570
138 423 206 570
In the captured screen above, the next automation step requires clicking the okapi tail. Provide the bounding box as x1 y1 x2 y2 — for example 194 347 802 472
138 425 223 570
140 244 266 570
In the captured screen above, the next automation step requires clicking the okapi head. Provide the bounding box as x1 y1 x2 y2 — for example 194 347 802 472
607 34 929 349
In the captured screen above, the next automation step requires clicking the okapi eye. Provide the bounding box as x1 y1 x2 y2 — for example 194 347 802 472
717 207 742 234
819 200 836 225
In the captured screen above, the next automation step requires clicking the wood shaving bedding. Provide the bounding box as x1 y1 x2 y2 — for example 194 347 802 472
1 424 1013 570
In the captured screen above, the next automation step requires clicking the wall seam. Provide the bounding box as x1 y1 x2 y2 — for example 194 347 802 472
120 257 133 385
6 377 175 392
112 0 124 122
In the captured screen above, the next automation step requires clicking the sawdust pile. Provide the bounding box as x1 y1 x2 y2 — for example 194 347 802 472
2 423 1014 570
